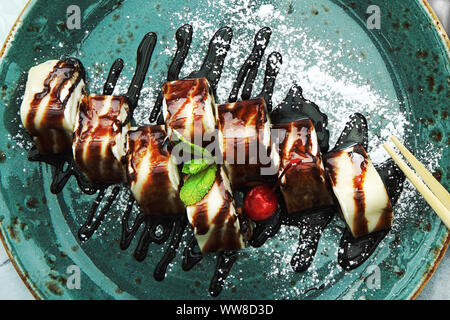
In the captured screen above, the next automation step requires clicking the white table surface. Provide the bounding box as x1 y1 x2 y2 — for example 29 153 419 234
0 0 448 300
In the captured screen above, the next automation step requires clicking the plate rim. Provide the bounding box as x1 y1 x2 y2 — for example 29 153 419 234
0 0 448 300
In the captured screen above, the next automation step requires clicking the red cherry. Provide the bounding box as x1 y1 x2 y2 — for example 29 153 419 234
244 185 278 221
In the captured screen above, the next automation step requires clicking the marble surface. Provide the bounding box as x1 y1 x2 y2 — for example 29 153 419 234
0 0 448 300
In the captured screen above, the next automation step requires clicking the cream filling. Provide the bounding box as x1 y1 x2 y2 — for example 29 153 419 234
62 78 85 132
186 167 244 252
329 148 391 235
162 80 216 145
168 153 181 192
20 60 85 136
20 60 59 128
111 100 130 163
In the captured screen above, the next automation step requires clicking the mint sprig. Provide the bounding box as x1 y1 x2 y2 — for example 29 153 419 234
180 165 217 206
172 129 214 160
172 130 218 206
182 158 214 175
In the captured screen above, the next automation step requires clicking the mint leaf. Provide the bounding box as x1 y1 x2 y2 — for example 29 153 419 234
172 129 214 160
180 165 217 206
182 158 213 175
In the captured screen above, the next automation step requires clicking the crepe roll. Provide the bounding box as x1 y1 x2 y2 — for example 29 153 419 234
162 78 217 148
274 119 334 215
73 94 129 183
217 98 277 189
187 166 245 253
20 58 85 154
125 125 184 216
324 144 393 238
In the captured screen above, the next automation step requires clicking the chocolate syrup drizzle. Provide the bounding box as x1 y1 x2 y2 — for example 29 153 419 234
251 101 405 275
228 27 272 103
126 33 157 111
77 32 157 242
150 24 193 124
147 26 282 297
330 113 405 270
26 24 406 297
121 25 238 293
236 84 335 274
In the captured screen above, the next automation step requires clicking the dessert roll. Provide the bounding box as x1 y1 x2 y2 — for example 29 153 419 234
20 58 85 154
73 94 130 183
187 166 245 253
324 144 393 239
273 119 334 215
162 78 217 148
125 125 184 216
217 98 276 190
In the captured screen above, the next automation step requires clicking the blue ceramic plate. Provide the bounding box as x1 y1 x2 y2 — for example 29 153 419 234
0 0 448 299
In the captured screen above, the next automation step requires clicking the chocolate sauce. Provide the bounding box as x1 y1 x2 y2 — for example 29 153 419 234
103 58 124 95
338 228 389 271
119 194 179 261
124 25 236 291
154 215 188 281
181 235 203 271
153 26 233 125
133 218 173 261
331 114 405 270
78 186 121 241
25 25 407 297
248 207 282 248
76 33 157 240
274 119 334 214
333 113 368 151
243 86 333 274
209 251 239 297
120 203 177 262
196 27 282 293
376 159 405 206
218 98 274 190
70 60 126 239
150 24 193 123
29 31 157 243
188 26 233 97
351 146 370 238
119 194 142 249
256 52 282 113
25 58 95 194
270 84 330 153
287 209 335 272
74 95 129 183
228 27 272 103
26 58 84 154
28 146 98 195
126 32 157 111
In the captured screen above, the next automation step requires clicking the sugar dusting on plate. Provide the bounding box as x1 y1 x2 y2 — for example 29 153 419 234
7 0 445 299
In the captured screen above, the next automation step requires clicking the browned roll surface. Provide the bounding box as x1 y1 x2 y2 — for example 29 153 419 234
162 78 247 251
186 166 245 253
20 59 85 154
125 125 184 216
162 77 217 148
217 98 276 190
273 119 334 215
73 94 129 183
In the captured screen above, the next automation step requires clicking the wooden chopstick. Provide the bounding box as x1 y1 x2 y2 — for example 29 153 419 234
383 139 450 229
390 136 450 210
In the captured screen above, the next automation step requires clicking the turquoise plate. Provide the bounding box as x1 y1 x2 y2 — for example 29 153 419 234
0 0 448 300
